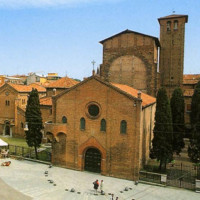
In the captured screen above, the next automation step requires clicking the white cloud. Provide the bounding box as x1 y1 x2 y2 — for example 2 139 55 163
0 0 116 8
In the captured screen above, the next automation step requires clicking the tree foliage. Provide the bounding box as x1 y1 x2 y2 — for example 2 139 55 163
25 88 43 159
170 88 185 155
188 81 200 163
150 88 173 170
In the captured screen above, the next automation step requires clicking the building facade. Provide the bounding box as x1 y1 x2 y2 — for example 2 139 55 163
0 83 46 137
100 30 160 97
99 14 189 98
45 76 156 180
158 15 188 97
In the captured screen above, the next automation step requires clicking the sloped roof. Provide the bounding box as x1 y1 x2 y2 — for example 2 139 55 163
7 83 46 93
53 76 156 108
46 77 79 88
183 74 200 85
40 96 52 106
99 29 160 47
158 14 188 23
111 83 156 107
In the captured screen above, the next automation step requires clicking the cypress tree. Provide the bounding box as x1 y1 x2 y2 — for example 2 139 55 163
25 88 43 159
150 88 173 170
188 81 200 163
170 88 185 155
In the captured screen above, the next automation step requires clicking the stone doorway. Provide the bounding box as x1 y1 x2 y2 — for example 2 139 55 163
84 148 101 173
5 122 10 136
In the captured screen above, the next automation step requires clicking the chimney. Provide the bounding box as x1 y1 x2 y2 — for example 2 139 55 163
53 88 56 96
137 91 141 99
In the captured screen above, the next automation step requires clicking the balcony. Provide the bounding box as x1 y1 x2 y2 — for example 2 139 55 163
44 121 67 134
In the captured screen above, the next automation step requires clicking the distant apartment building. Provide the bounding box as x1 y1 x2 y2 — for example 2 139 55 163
46 73 61 81
26 73 46 85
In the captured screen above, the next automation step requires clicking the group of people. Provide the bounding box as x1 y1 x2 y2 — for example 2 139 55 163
93 179 118 199
93 179 103 194
1 161 11 166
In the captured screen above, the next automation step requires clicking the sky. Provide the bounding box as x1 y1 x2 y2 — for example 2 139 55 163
0 0 199 80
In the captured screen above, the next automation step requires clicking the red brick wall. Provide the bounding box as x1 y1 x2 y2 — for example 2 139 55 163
47 78 155 180
159 17 187 97
100 32 158 96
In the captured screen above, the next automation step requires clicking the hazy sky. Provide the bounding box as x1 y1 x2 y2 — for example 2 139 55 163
0 0 199 80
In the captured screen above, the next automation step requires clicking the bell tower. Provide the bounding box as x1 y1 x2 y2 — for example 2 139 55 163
158 14 188 97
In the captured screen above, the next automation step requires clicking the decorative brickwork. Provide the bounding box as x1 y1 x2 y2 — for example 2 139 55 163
100 30 159 97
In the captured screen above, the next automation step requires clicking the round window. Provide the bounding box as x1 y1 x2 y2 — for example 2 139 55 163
88 104 99 117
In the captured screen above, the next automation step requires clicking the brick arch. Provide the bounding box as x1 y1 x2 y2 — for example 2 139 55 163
52 132 67 166
55 132 67 142
78 137 106 175
110 55 148 93
102 50 153 94
46 132 54 142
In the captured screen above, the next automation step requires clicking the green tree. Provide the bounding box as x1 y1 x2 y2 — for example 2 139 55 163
188 81 200 163
170 88 185 155
150 88 173 170
25 88 43 159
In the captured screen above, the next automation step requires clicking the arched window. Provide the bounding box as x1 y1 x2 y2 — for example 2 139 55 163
80 117 85 130
167 21 171 31
62 116 67 123
120 120 127 134
100 119 106 132
5 100 10 106
174 20 178 30
21 122 24 128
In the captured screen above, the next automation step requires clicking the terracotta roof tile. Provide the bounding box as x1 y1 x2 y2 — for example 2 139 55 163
111 83 156 107
40 97 52 106
8 83 46 92
183 74 200 84
46 77 79 88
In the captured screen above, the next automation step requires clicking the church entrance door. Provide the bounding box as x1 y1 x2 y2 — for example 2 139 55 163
85 148 101 173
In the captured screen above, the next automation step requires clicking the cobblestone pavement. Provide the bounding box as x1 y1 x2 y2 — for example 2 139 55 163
0 158 199 200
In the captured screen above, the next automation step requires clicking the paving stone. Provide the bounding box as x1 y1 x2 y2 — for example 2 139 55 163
0 158 199 200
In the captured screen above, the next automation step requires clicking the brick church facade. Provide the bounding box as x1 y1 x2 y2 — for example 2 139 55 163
45 76 156 180
44 14 198 180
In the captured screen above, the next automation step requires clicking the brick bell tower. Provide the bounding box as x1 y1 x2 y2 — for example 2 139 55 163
158 14 188 97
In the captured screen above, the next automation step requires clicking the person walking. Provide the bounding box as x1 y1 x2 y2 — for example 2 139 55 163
110 193 114 200
93 179 99 194
100 180 104 194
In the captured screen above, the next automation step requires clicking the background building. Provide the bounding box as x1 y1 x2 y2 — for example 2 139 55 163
0 83 46 137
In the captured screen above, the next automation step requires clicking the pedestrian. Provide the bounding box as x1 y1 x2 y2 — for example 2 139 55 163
116 197 119 200
93 179 99 194
100 180 104 194
110 193 114 200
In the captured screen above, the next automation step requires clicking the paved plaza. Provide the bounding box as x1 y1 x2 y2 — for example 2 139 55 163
0 158 199 200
